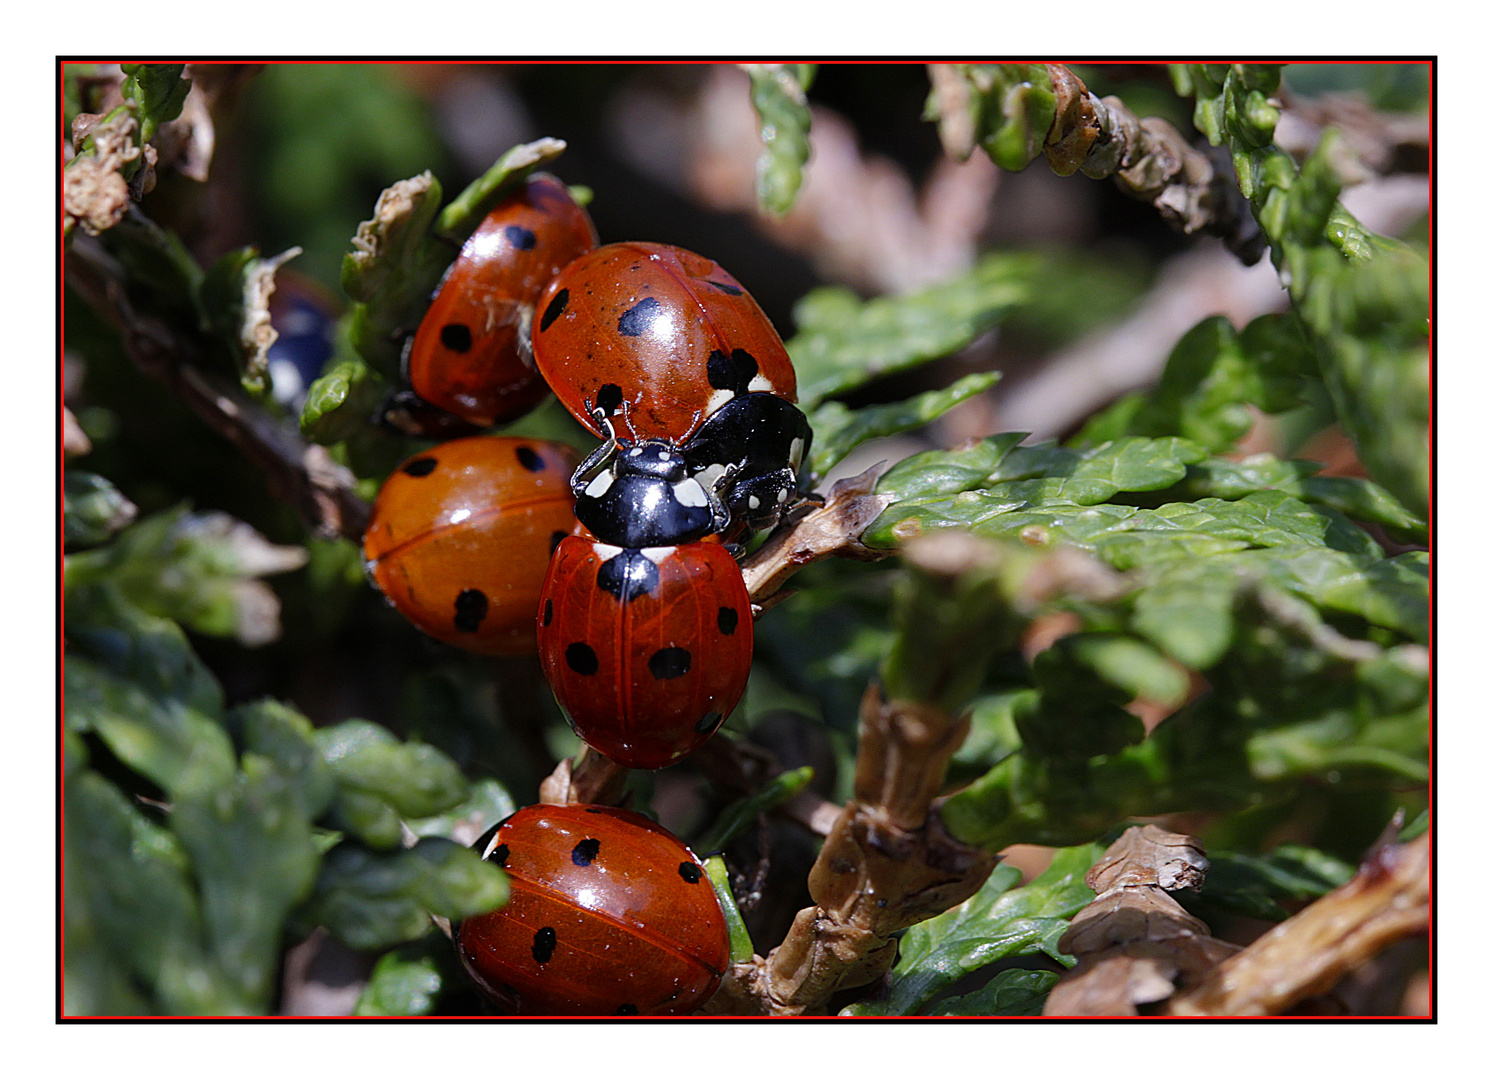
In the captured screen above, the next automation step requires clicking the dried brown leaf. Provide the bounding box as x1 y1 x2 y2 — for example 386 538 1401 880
1045 825 1238 1016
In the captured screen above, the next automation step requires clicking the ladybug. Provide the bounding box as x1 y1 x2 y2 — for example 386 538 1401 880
571 439 728 549
404 173 597 430
568 392 812 543
537 533 753 770
363 436 579 656
457 803 730 1015
532 241 797 444
678 391 813 533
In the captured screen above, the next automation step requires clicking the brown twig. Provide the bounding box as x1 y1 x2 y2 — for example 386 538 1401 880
706 685 999 1016
65 236 370 541
740 464 893 610
1169 825 1430 1016
928 63 1265 265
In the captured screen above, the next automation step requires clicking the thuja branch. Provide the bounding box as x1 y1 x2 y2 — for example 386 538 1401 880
706 533 1018 1015
66 234 370 541
928 63 1265 264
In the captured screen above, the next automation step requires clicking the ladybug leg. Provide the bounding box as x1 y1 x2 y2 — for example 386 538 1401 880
570 410 622 499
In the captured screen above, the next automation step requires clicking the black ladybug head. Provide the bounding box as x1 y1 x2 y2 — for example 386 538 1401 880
574 440 726 548
616 441 690 481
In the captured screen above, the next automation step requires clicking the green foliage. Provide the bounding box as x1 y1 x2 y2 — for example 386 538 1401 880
302 839 507 952
64 470 137 550
63 512 509 1015
1173 63 1429 517
742 64 815 215
808 372 999 479
786 253 1029 409
66 505 307 645
925 64 1057 171
354 941 448 1016
1076 314 1312 454
1184 843 1354 922
120 64 191 145
843 844 1099 1015
863 418 1426 853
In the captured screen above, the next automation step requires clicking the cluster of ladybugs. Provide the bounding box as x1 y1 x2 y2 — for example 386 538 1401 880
361 174 811 1015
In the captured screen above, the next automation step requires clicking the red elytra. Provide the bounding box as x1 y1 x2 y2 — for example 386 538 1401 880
407 173 597 428
363 436 579 656
457 803 729 1016
537 533 752 770
531 241 797 443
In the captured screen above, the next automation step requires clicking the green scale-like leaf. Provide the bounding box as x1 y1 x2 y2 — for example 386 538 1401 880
314 719 472 849
355 941 447 1017
306 839 509 952
171 754 322 1010
65 584 234 796
807 371 999 479
64 470 137 550
786 254 1029 409
1174 65 1428 517
742 64 815 216
65 771 240 1015
843 843 1100 1016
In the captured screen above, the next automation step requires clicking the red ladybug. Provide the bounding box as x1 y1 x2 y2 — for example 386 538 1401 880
537 533 752 769
531 241 797 443
405 173 597 429
363 436 579 655
457 803 730 1015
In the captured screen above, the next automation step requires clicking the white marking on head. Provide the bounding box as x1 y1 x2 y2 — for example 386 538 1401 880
789 437 804 469
593 543 623 560
705 388 734 416
584 471 613 498
748 374 774 393
674 478 708 507
777 487 789 502
640 546 675 564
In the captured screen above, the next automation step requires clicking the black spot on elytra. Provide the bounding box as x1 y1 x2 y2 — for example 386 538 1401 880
595 383 624 417
549 531 567 554
717 607 739 635
617 296 662 337
454 589 489 632
616 1004 639 1015
677 862 702 884
584 806 606 814
490 843 510 867
597 550 659 601
440 323 473 353
705 278 743 296
571 838 601 866
649 647 691 680
695 711 722 734
706 348 758 394
540 289 569 331
504 225 537 250
532 927 557 964
566 642 599 675
541 599 553 627
402 456 438 477
515 446 545 472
